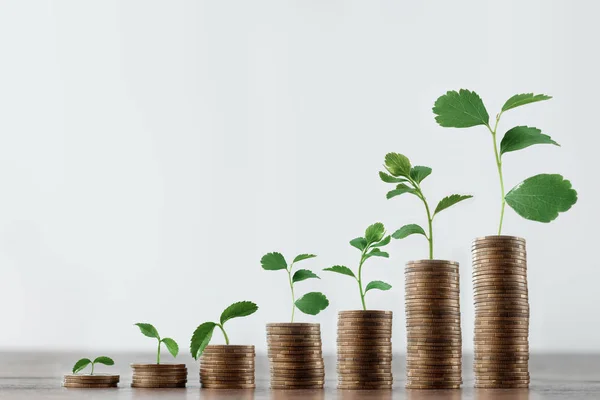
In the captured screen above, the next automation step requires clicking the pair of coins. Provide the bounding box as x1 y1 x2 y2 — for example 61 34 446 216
63 374 119 388
405 260 462 389
267 323 325 389
130 363 187 388
200 345 256 389
337 310 393 390
472 236 530 389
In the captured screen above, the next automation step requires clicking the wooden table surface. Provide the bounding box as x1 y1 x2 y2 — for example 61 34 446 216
0 353 598 399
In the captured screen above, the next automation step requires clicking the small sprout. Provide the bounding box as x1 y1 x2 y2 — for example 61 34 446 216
72 356 114 375
134 323 179 364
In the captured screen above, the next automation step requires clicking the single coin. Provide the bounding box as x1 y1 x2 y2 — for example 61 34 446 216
202 383 256 389
64 374 119 382
204 345 255 352
267 333 322 340
131 383 186 388
405 278 460 285
472 279 528 286
338 383 392 390
63 382 118 388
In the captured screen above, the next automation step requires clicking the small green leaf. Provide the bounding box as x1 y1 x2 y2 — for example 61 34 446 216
365 248 389 259
161 338 179 358
379 171 408 184
410 166 432 184
434 194 473 216
365 222 385 243
371 235 391 248
92 356 114 366
365 280 392 293
505 174 578 223
500 126 559 156
292 269 320 283
433 89 490 128
294 292 329 315
260 252 287 271
384 152 411 177
323 265 356 279
220 301 259 325
386 184 416 199
392 224 427 239
349 237 367 251
135 323 160 339
72 358 91 374
292 254 317 263
501 93 552 112
190 322 217 359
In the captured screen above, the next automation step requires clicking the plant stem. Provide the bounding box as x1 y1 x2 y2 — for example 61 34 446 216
90 362 95 375
411 180 434 259
357 251 367 311
157 339 161 364
287 265 296 323
488 116 505 235
217 324 230 345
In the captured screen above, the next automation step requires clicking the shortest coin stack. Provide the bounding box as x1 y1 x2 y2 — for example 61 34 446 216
130 363 187 388
337 310 393 390
267 323 325 389
200 345 256 389
63 374 119 388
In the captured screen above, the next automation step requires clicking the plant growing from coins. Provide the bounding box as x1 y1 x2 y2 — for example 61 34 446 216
190 301 259 360
134 323 179 364
323 222 392 310
380 152 473 259
261 253 329 322
72 356 114 375
433 90 578 234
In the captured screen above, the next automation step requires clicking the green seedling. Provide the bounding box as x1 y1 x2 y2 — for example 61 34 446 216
134 323 179 364
433 90 577 234
261 253 329 322
380 152 473 259
324 222 392 310
72 356 114 375
190 301 258 359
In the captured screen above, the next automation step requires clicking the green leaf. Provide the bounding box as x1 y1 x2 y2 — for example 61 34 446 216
190 322 217 359
292 269 320 283
135 323 160 340
500 126 559 156
365 222 385 243
505 174 578 223
386 184 417 199
323 265 356 279
433 89 490 128
365 280 392 293
384 152 411 177
72 358 91 374
371 235 391 248
292 254 317 263
92 356 114 366
501 93 552 112
349 237 367 251
379 171 408 184
294 292 329 315
410 166 432 184
434 194 473 216
161 338 179 358
365 248 389 259
220 301 259 325
392 224 427 239
260 252 287 271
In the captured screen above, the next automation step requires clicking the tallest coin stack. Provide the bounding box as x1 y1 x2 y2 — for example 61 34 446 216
472 236 530 389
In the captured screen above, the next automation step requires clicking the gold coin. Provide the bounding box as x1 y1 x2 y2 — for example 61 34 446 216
202 382 256 389
131 383 186 388
63 382 118 388
204 345 254 352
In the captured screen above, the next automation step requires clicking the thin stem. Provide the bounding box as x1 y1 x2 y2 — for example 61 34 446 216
217 324 230 345
488 115 505 235
157 339 161 364
90 362 95 375
411 180 434 259
357 251 367 310
287 264 296 323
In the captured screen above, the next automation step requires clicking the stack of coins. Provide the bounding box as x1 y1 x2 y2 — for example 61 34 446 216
472 236 529 389
267 323 325 389
405 260 462 389
63 374 119 388
200 345 256 389
130 363 187 388
337 310 393 390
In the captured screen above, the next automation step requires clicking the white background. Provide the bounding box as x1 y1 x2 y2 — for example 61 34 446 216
0 1 596 355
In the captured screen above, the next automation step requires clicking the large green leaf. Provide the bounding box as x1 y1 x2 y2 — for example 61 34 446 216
161 338 179 358
349 237 367 251
392 224 427 239
92 356 114 366
190 322 216 359
135 323 160 339
500 126 559 156
384 153 411 177
434 194 473 216
410 166 432 184
365 280 392 293
365 222 385 243
220 301 259 325
260 252 287 271
386 184 416 199
294 292 329 315
433 89 489 128
371 235 391 248
292 254 317 263
379 171 408 184
501 93 552 112
292 269 320 283
323 265 356 279
72 358 92 374
505 174 578 223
